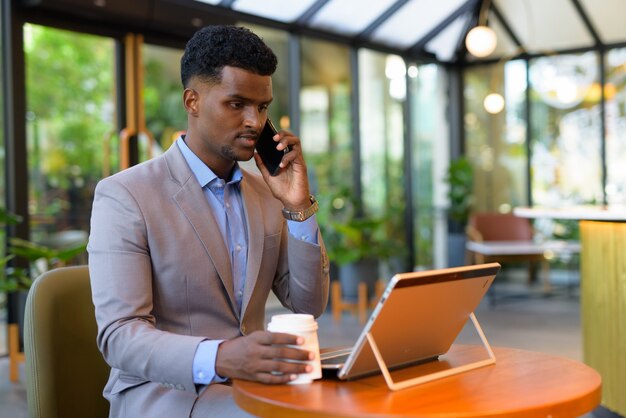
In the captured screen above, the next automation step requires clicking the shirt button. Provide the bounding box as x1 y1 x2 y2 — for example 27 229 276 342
237 290 243 297
225 202 230 208
236 244 241 251
198 372 205 379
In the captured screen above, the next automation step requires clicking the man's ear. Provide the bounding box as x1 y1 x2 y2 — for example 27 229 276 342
183 88 199 116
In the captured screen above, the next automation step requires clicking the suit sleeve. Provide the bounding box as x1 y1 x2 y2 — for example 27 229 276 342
88 178 204 394
272 215 330 318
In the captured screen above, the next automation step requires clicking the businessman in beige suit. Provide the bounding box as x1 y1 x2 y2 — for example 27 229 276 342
88 25 329 417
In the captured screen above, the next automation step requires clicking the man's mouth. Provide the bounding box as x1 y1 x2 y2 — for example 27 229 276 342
237 134 257 147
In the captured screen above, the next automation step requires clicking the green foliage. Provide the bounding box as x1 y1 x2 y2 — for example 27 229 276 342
445 157 474 225
0 207 87 293
317 187 402 265
25 25 114 186
551 219 580 241
143 57 187 147
0 207 22 226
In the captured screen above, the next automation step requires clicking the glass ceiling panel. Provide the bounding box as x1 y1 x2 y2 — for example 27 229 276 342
580 0 626 44
309 0 397 36
490 16 520 58
424 15 467 62
232 0 319 23
371 0 467 49
494 0 593 53
190 0 626 62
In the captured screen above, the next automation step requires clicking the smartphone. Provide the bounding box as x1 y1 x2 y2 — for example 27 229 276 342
256 119 288 176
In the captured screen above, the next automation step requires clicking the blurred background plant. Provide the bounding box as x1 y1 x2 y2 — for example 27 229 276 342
316 186 403 266
0 207 87 294
444 156 475 227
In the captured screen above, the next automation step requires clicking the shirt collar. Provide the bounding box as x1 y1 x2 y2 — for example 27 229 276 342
176 136 243 188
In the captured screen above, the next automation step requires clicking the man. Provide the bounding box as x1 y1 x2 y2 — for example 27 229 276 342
88 25 329 417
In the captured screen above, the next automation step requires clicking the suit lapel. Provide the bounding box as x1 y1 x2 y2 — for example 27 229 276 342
240 176 265 317
165 145 239 317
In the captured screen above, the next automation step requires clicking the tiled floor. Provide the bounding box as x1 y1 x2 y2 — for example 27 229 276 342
0 272 621 418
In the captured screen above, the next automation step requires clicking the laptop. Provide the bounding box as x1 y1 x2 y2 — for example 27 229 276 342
321 263 500 381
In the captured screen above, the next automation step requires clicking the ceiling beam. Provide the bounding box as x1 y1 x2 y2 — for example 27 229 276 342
218 0 236 8
570 0 603 47
453 0 481 63
490 1 524 51
463 39 626 67
295 0 331 26
160 0 441 62
355 0 410 42
407 0 477 56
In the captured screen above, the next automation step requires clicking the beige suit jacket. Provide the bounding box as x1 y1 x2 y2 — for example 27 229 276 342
88 143 329 417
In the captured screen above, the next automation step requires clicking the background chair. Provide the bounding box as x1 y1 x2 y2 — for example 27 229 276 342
24 265 109 418
466 212 549 289
331 279 385 324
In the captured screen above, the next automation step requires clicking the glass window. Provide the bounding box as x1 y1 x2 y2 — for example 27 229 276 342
409 63 449 269
605 47 626 205
358 49 408 272
464 60 528 213
299 37 354 266
529 52 602 206
245 25 290 127
25 25 116 245
142 44 186 155
300 37 353 194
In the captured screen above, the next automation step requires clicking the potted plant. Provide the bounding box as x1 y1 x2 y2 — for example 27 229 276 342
444 156 474 266
317 188 400 301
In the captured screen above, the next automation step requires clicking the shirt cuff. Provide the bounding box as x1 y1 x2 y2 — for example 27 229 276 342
192 340 228 384
287 215 319 245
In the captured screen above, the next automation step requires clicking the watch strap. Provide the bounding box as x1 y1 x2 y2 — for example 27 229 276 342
282 195 319 222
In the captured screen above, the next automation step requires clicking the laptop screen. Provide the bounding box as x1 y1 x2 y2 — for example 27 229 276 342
337 263 500 380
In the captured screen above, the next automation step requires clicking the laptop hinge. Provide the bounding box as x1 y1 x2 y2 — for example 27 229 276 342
365 312 496 391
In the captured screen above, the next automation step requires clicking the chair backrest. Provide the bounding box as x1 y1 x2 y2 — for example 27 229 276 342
24 266 110 418
468 212 533 241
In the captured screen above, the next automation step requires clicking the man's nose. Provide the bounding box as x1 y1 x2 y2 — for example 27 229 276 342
244 108 263 130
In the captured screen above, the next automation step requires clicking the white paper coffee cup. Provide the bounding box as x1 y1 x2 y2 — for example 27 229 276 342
267 313 322 384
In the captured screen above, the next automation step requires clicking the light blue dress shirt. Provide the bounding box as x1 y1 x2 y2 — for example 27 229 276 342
176 137 319 384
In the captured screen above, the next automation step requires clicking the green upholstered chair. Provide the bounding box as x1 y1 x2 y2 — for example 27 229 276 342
24 265 110 418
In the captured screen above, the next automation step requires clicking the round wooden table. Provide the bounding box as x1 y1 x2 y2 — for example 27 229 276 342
233 345 601 418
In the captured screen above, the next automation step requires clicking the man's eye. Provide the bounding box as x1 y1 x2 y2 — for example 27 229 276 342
230 102 243 109
259 104 269 112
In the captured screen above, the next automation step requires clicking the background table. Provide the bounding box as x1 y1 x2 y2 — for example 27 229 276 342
233 345 601 418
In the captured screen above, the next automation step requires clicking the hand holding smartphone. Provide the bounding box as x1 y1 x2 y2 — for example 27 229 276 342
256 119 288 176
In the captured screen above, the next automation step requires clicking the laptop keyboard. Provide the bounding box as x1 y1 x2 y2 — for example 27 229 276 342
321 353 350 366
320 346 353 366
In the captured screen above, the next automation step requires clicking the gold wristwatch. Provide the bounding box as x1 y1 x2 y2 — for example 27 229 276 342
281 195 319 222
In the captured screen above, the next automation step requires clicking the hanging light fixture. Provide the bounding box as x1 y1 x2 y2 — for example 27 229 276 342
465 0 497 58
466 26 497 58
483 93 505 114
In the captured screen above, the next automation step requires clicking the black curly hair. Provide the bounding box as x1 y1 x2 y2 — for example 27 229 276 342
180 25 278 87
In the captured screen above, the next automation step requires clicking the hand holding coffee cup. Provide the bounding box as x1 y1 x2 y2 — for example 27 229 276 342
267 314 322 384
